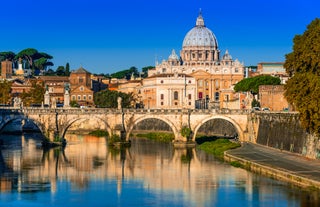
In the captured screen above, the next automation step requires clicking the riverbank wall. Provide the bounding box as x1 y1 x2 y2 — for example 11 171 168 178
224 151 320 189
249 112 320 159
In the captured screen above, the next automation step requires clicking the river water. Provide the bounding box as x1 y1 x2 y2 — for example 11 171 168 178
0 133 319 207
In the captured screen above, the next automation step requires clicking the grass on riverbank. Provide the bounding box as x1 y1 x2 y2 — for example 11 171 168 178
88 130 109 137
135 132 174 143
197 138 241 159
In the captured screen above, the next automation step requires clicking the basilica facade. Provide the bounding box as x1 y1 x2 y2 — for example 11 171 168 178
143 12 245 109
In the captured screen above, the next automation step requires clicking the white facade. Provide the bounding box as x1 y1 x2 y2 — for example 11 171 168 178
142 73 196 109
145 11 245 109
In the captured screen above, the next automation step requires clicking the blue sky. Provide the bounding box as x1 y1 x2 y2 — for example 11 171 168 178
0 0 319 74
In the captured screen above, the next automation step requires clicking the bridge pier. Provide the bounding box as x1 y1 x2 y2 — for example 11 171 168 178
46 130 58 141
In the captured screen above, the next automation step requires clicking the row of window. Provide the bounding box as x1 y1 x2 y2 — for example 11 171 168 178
159 92 220 101
160 92 192 101
71 95 92 101
160 101 192 106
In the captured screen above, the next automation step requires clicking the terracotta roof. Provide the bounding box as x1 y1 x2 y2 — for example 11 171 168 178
72 67 91 74
38 76 69 81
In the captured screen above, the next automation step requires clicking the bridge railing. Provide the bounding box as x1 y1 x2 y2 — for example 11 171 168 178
0 106 251 115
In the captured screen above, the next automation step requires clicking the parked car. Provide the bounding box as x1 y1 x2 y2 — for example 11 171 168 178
262 107 270 111
251 107 260 112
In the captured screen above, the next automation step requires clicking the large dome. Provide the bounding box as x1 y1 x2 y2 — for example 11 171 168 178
182 13 218 48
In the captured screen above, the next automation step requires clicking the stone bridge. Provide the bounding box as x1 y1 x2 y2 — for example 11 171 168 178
0 107 251 142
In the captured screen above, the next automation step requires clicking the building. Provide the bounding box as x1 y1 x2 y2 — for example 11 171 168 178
142 73 196 109
38 76 70 105
1 60 13 79
117 79 143 108
146 11 245 109
259 85 289 111
69 67 94 106
255 62 289 84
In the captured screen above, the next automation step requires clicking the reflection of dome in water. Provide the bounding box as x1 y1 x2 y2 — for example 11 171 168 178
182 12 218 48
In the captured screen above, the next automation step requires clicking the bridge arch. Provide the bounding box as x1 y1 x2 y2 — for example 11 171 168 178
0 116 45 136
192 115 244 141
125 115 180 141
60 117 112 139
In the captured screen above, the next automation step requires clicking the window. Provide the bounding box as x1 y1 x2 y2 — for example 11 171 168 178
215 80 219 88
78 95 81 100
188 80 191 84
160 80 164 84
162 68 166 73
188 94 192 100
235 68 239 72
215 92 219 101
174 91 178 100
88 95 92 100
72 95 76 101
83 95 86 100
79 77 83 83
160 94 164 100
198 92 203 99
198 80 203 87
80 87 84 91
161 102 163 105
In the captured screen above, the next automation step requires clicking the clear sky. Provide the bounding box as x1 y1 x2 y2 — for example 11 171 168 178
0 0 319 74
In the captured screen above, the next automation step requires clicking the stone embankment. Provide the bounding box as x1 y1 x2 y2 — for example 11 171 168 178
225 141 320 189
225 112 320 189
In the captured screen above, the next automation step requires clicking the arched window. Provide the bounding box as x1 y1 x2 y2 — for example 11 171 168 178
174 91 179 100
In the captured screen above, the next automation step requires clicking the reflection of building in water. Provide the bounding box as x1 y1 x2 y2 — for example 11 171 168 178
1 134 283 205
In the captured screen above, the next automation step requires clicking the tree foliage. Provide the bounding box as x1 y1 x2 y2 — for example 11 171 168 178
284 18 320 76
15 48 53 74
141 66 154 78
94 90 134 108
234 75 281 94
0 51 16 61
20 80 45 106
111 66 139 79
0 80 12 104
284 18 320 135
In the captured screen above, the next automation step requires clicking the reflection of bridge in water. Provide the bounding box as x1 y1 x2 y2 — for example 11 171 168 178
0 107 251 142
0 134 255 202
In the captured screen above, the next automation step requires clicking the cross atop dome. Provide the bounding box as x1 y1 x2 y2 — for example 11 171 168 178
196 9 205 27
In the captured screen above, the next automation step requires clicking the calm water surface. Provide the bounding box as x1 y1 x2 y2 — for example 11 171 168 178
0 133 319 207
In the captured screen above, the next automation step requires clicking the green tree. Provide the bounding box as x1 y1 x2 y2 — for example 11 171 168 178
284 18 320 135
56 66 66 76
20 80 45 106
0 80 12 104
34 56 54 71
141 66 154 78
15 48 53 75
94 90 134 108
65 62 70 76
234 75 281 94
111 66 139 80
0 51 16 61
